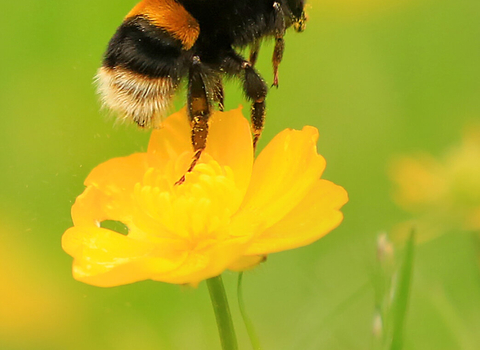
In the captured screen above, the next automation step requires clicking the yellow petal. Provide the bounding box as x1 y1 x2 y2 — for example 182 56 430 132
228 255 266 271
63 226 252 286
85 153 148 190
152 235 251 285
205 107 254 192
244 180 348 255
147 107 192 176
62 226 186 287
72 153 148 226
235 126 326 230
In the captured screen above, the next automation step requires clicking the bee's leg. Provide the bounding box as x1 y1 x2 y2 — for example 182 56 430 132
249 39 261 66
213 76 224 111
272 37 285 88
244 62 268 149
188 57 211 171
221 52 268 150
272 2 286 88
176 56 211 185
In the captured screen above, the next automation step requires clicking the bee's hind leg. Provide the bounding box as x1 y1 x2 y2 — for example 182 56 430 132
221 51 268 150
176 56 212 185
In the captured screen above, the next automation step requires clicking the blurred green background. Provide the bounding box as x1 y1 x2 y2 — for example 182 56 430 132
1 0 480 349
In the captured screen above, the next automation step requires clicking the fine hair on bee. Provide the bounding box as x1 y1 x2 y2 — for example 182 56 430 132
96 0 307 182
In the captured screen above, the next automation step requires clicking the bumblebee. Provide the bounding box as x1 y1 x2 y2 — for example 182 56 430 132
97 0 306 175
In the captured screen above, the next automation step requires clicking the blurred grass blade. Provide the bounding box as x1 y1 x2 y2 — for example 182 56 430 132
390 230 415 350
237 272 263 350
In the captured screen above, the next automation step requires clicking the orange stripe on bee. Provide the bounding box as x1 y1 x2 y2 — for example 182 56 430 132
126 0 200 50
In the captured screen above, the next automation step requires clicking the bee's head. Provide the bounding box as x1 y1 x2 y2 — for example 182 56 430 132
285 0 307 32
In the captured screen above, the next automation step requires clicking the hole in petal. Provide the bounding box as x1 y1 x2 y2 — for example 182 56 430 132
100 220 129 235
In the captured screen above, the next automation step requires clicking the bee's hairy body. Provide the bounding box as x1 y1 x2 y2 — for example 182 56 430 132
97 0 306 181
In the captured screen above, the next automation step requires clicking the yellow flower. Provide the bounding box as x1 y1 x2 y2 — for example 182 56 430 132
62 107 348 287
390 124 480 241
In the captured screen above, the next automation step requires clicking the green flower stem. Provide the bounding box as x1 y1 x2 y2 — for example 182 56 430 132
207 275 239 350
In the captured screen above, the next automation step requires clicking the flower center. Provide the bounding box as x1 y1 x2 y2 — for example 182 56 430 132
133 154 243 243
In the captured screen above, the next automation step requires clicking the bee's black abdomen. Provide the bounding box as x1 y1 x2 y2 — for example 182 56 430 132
104 16 186 79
